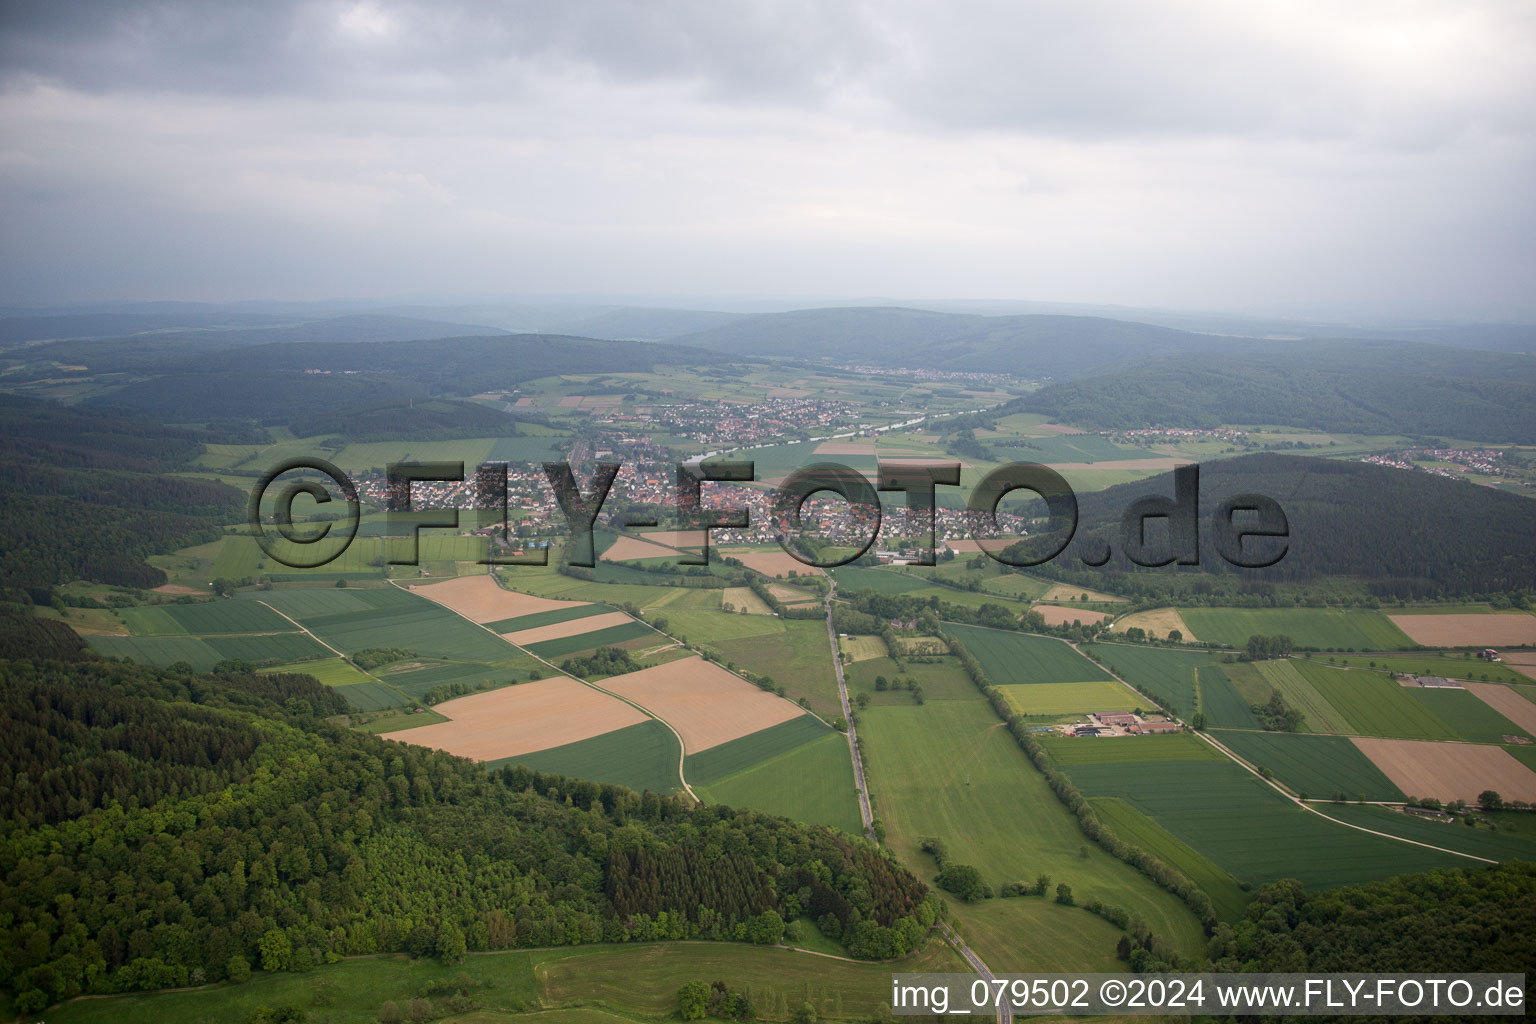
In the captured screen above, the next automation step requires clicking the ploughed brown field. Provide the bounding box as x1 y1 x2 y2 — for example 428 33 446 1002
379 677 647 761
599 655 804 752
502 610 638 646
410 575 582 623
1351 736 1536 804
1034 605 1110 627
603 531 710 561
1463 681 1536 736
812 440 876 456
1387 613 1536 647
718 547 822 580
1502 651 1536 682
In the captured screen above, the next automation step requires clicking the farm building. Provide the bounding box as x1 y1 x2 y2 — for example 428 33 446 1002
1073 725 1108 737
1096 711 1139 727
1132 720 1181 734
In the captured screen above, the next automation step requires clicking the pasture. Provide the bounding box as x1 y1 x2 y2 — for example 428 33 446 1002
334 681 411 711
380 677 649 761
840 635 888 662
998 680 1143 716
1293 661 1458 740
600 657 804 753
828 567 928 595
857 699 1208 964
1387 612 1536 648
1210 729 1405 801
1178 607 1413 650
661 607 784 642
1253 660 1353 733
1062 759 1468 889
86 631 330 671
946 624 1113 685
1041 583 1125 603
844 655 979 704
492 720 683 795
713 620 842 720
1089 797 1247 921
1351 738 1536 805
720 586 774 615
1080 643 1210 717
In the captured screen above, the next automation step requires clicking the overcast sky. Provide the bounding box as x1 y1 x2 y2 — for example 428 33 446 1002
1 1 1533 318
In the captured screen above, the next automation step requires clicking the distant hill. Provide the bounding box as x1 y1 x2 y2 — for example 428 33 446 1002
675 306 1240 379
1037 453 1536 598
1015 339 1536 443
546 306 746 340
2 314 509 377
87 334 726 423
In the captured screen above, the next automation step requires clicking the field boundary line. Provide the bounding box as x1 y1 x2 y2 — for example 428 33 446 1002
389 578 699 801
1195 729 1495 864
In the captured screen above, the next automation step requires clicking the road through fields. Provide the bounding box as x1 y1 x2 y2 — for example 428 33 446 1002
825 575 875 839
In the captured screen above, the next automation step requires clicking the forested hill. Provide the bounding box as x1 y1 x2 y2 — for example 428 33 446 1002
0 657 936 1014
675 307 1233 378
1015 339 1536 443
83 334 727 423
1032 454 1536 599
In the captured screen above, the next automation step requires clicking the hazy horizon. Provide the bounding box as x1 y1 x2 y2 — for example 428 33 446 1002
3 1 1534 320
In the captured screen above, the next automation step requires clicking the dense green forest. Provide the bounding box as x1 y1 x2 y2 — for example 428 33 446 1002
1209 863 1536 975
1016 454 1536 598
0 656 936 1014
0 396 246 590
1016 340 1536 443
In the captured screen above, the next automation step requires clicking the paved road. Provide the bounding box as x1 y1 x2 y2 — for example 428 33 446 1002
940 922 1012 1024
824 576 875 839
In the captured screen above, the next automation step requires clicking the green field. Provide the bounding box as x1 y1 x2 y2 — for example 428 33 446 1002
485 603 613 634
945 624 1113 685
1314 803 1536 863
260 657 376 687
712 620 841 721
1197 665 1261 729
118 600 296 635
1039 732 1223 766
489 720 683 795
686 715 833 785
698 731 863 834
1179 607 1414 651
827 566 930 595
524 621 655 659
1401 688 1532 744
859 699 1208 968
998 680 1143 716
250 588 524 663
844 655 978 703
1293 661 1459 740
1320 652 1530 686
1253 659 1353 733
334 680 412 711
1089 797 1248 921
87 631 331 671
1211 729 1406 801
661 607 786 642
1079 643 1211 718
1062 760 1466 889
